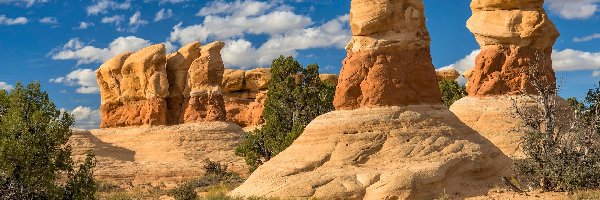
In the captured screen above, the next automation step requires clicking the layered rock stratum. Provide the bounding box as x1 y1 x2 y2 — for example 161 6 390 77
333 0 442 110
466 0 558 96
231 1 511 199
451 0 562 157
97 41 227 128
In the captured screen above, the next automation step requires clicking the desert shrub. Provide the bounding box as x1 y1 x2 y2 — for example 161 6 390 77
0 82 96 199
236 56 335 171
513 73 600 191
438 79 467 107
169 160 243 200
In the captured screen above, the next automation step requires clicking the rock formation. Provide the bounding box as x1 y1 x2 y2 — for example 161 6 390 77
98 44 169 128
97 41 228 128
70 122 247 187
436 68 460 81
333 0 442 109
466 0 558 96
451 0 561 157
231 1 510 199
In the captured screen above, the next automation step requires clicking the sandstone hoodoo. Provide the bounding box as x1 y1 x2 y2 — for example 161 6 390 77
333 0 442 110
466 0 558 96
436 68 460 81
97 41 228 128
450 0 562 157
231 1 510 199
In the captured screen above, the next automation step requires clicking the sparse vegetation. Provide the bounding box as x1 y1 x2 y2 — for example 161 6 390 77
438 79 467 107
0 82 96 199
235 56 335 171
513 66 600 192
169 160 244 200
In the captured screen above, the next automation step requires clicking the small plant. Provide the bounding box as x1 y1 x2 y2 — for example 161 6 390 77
438 79 467 107
512 55 600 192
433 189 450 200
169 160 244 200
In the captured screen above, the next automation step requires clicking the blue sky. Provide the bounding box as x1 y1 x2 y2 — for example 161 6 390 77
0 0 599 129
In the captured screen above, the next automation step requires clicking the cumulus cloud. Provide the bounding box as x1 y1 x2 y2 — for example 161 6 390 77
574 33 600 42
440 50 481 74
552 49 600 71
87 0 131 15
75 22 94 30
69 106 101 130
0 82 13 90
50 69 99 94
0 0 47 7
101 15 125 25
50 36 151 64
593 71 600 77
169 0 349 68
39 17 58 25
0 15 28 25
546 0 599 20
128 11 148 32
154 8 173 21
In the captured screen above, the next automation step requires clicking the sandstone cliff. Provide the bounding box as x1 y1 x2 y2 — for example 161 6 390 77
97 41 228 128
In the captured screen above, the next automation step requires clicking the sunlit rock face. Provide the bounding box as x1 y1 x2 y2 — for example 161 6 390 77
334 0 442 110
466 0 559 96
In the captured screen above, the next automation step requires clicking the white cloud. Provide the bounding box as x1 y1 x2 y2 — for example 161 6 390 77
440 50 481 74
0 0 47 7
196 0 275 17
50 69 99 94
158 0 187 4
0 15 28 25
101 15 125 25
127 11 148 32
546 0 599 20
593 71 600 77
50 36 151 64
154 8 173 21
39 17 58 25
574 33 600 42
69 106 101 130
0 82 13 90
75 22 94 30
87 0 131 15
220 15 349 68
552 49 600 71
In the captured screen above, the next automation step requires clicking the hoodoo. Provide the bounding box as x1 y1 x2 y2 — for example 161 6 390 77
231 0 510 199
450 0 563 157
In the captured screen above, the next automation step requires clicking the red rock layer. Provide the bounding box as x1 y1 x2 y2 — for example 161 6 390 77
183 93 227 123
467 46 556 96
100 98 167 128
334 47 442 110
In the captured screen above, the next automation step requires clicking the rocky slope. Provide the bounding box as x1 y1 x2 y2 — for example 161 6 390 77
69 122 247 188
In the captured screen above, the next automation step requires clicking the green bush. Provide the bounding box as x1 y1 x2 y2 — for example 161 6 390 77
169 160 243 200
438 79 467 107
0 82 96 199
514 80 600 192
235 56 335 171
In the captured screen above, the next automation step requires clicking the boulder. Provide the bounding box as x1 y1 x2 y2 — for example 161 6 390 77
319 74 339 85
244 68 271 91
97 52 131 104
436 68 460 81
466 0 559 96
222 69 245 93
230 106 510 199
334 0 442 110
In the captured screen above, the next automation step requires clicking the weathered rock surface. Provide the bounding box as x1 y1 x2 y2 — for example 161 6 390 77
436 68 460 81
334 0 442 110
70 123 247 188
183 41 227 123
450 95 573 157
97 41 228 127
230 106 510 199
98 44 169 128
466 0 559 96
